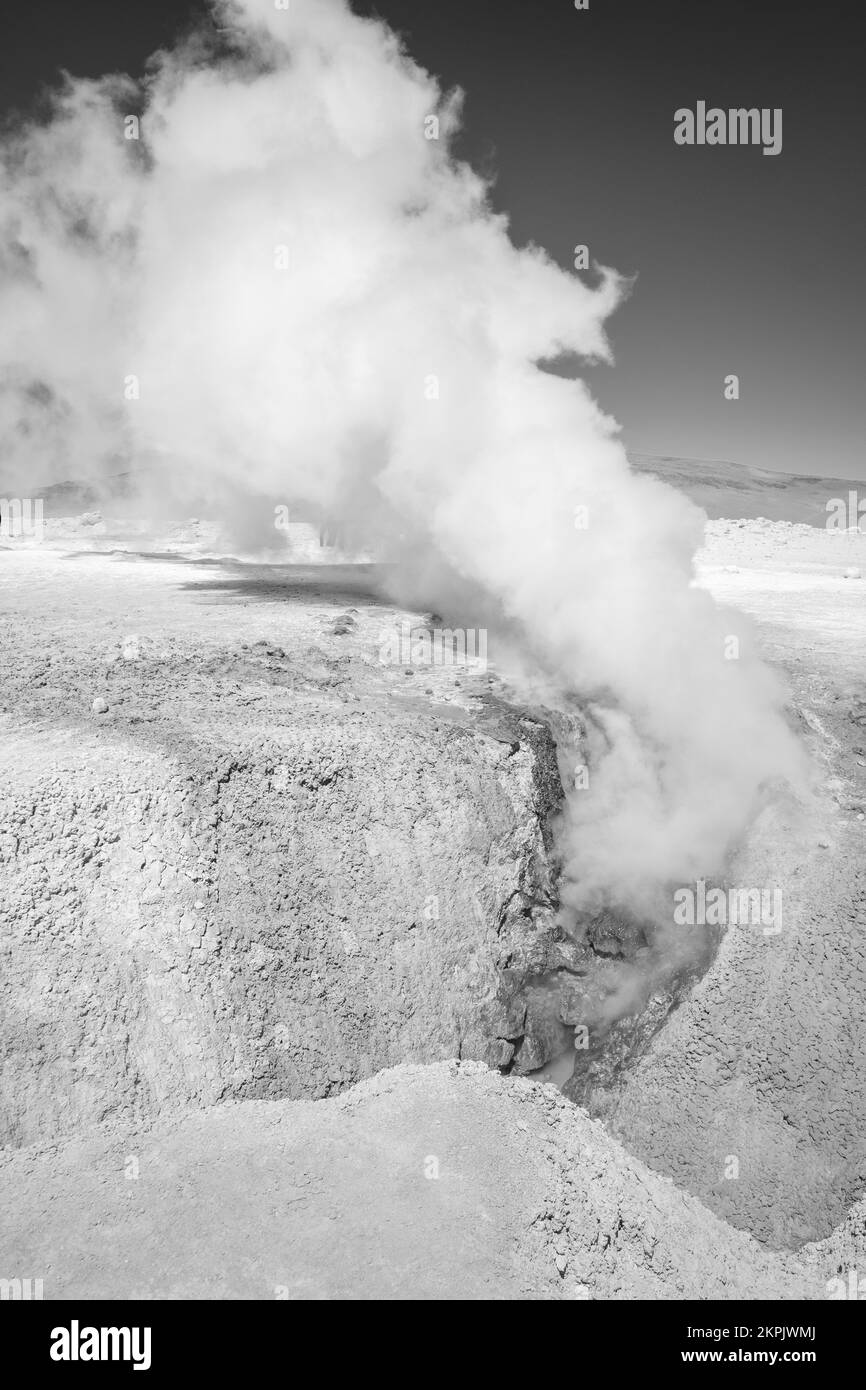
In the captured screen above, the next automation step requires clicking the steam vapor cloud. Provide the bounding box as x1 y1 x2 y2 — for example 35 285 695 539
0 0 803 919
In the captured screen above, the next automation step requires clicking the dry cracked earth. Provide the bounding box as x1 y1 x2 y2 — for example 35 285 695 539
1 492 864 1300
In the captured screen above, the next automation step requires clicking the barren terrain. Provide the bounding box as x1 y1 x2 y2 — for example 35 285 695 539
1 487 864 1298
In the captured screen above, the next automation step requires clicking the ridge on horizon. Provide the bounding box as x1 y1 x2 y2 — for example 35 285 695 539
627 450 862 485
626 451 860 523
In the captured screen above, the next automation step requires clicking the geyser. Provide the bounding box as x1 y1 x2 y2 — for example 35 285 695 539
0 0 805 932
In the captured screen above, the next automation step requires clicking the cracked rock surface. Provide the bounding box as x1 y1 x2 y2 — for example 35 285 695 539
0 550 561 1149
2 515 865 1295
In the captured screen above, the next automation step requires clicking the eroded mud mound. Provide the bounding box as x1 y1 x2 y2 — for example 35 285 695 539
609 700 866 1249
0 698 563 1148
2 1061 864 1300
2 549 718 1153
605 523 866 1249
2 534 865 1283
1 552 587 1148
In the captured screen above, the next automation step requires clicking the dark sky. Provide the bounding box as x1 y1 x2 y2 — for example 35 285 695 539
3 0 864 479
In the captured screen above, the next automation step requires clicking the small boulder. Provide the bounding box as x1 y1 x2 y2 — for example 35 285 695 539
484 1039 515 1069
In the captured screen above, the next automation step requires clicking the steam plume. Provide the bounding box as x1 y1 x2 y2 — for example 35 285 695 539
0 0 804 917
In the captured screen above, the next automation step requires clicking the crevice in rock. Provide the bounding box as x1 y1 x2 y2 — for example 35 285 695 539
473 702 723 1117
0 677 718 1152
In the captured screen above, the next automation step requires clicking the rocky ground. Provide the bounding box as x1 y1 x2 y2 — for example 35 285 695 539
1 501 864 1298
607 520 866 1250
3 1060 865 1301
0 542 571 1150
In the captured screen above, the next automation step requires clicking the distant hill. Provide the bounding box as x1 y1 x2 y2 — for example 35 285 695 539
628 452 859 526
4 458 860 530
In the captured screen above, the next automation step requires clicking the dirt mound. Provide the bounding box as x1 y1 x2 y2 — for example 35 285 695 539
2 1060 863 1300
0 551 579 1149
